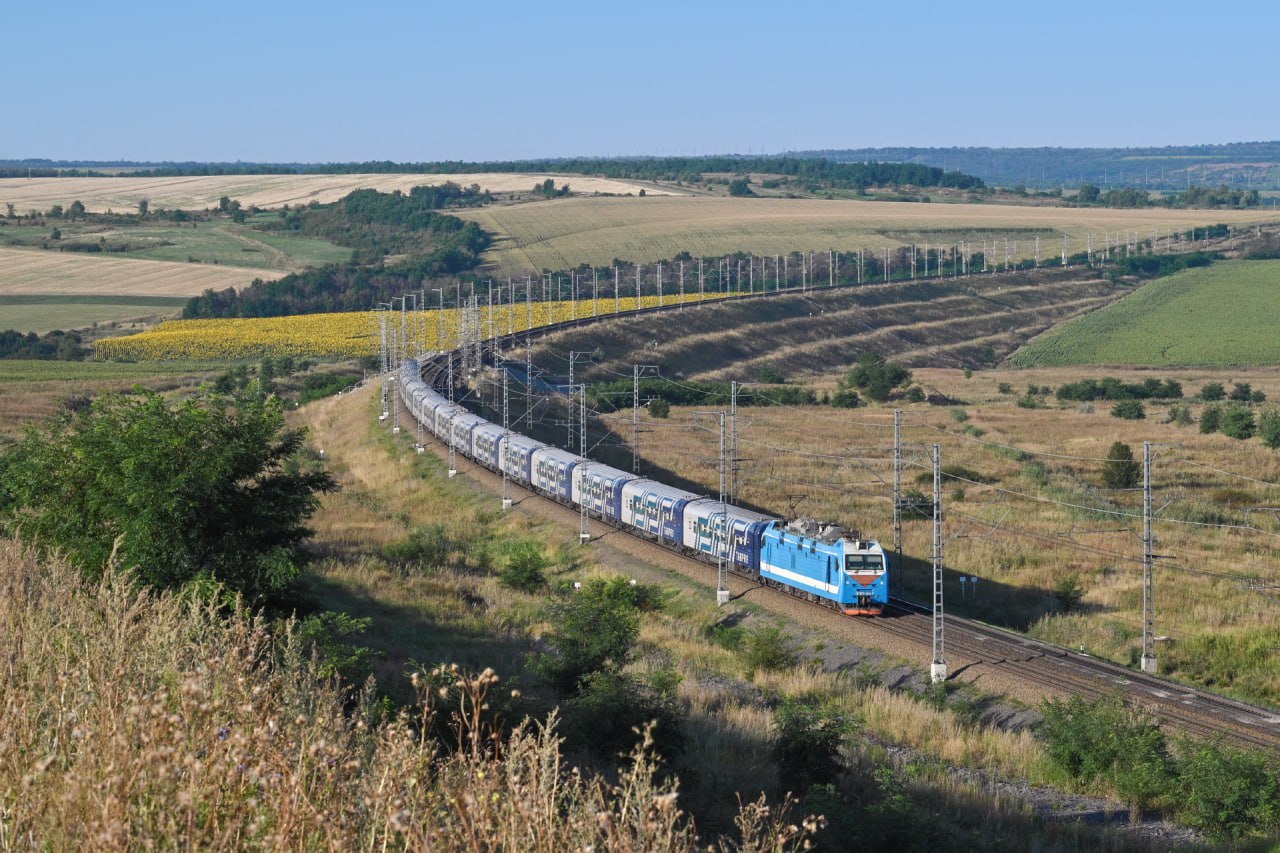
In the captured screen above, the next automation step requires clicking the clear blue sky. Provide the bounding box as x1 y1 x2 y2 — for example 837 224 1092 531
8 0 1278 162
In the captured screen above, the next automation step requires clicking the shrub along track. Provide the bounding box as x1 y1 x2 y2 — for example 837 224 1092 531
401 320 1280 752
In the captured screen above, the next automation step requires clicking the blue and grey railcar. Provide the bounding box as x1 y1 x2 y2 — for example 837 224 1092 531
531 447 581 501
471 422 506 469
501 433 546 487
572 463 637 523
621 480 701 546
681 500 774 570
450 412 488 458
432 404 462 442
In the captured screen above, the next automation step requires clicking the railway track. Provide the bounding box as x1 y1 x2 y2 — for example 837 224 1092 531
884 597 1280 749
407 315 1280 753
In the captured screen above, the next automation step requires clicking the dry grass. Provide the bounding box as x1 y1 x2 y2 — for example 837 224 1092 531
0 246 276 296
0 173 684 214
598 363 1280 704
456 195 1278 274
0 536 835 850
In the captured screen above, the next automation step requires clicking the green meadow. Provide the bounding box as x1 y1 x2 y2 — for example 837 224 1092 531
0 295 188 335
1009 260 1280 367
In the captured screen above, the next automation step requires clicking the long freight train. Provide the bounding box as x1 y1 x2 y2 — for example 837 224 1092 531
398 355 889 615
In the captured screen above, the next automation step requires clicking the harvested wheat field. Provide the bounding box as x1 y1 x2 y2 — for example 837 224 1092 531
0 173 684 214
0 247 275 297
457 195 1278 274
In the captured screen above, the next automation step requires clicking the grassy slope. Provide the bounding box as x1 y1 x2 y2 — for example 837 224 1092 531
1011 260 1280 367
0 298 185 335
530 267 1123 382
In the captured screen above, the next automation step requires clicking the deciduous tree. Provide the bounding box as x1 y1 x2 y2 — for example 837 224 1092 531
0 391 336 601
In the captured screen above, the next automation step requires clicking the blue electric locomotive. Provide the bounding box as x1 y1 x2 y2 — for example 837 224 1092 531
760 518 888 615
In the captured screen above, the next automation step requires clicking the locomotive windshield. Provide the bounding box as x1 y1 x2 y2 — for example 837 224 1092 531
846 554 885 573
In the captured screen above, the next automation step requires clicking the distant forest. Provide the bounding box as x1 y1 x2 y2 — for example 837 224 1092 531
793 143 1280 191
6 145 1279 191
0 157 983 191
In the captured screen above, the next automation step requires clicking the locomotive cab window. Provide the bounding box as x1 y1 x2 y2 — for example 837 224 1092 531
846 554 885 573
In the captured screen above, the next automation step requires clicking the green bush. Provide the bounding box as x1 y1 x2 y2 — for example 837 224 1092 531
647 398 670 419
382 524 451 570
0 390 336 602
532 577 641 694
772 697 856 793
1110 400 1145 420
499 541 549 592
1101 442 1140 490
829 388 860 409
1201 382 1226 401
1220 405 1256 440
844 354 911 402
293 611 373 682
1261 411 1280 450
1200 403 1222 434
1053 577 1085 613
1040 694 1172 819
703 621 745 650
1229 382 1257 402
1176 739 1280 840
743 623 797 676
562 669 684 757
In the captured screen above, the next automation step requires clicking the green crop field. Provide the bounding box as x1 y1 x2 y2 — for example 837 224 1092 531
1009 260 1280 367
0 295 188 334
0 221 348 271
0 358 229 383
228 225 352 268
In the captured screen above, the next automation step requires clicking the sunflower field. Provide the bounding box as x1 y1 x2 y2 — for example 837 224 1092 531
94 293 739 361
